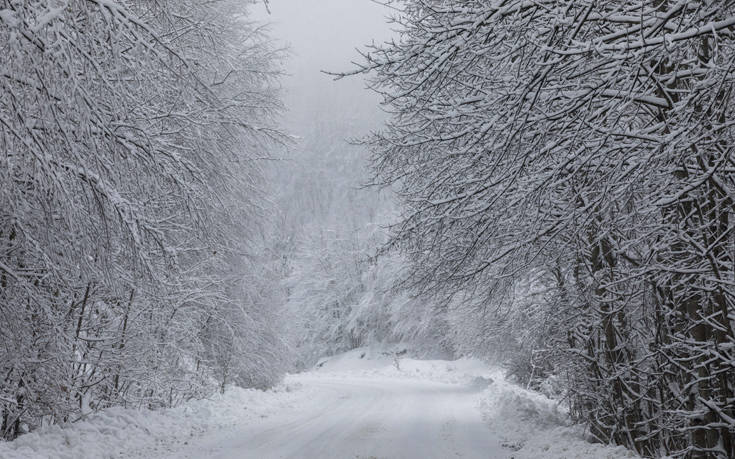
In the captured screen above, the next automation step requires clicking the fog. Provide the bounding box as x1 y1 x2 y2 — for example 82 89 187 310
250 0 393 136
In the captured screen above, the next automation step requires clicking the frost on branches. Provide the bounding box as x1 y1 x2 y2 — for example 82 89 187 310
0 0 287 440
349 1 735 457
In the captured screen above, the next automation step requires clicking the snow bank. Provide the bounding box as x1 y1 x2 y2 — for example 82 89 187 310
513 426 639 459
314 345 397 372
479 374 638 459
0 382 307 459
312 345 494 385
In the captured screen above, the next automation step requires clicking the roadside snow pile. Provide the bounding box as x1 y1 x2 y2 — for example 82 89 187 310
312 345 494 385
314 346 396 372
480 374 570 447
0 382 307 459
398 358 496 385
514 426 639 459
480 375 638 459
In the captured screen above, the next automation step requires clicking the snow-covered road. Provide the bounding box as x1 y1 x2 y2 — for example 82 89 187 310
170 374 507 459
0 349 639 459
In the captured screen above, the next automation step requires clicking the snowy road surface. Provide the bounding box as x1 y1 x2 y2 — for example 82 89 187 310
0 350 638 459
169 374 507 459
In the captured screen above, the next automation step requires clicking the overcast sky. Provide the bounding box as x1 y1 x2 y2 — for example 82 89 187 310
250 0 394 135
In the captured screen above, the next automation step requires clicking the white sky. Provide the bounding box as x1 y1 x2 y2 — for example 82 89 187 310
250 0 394 135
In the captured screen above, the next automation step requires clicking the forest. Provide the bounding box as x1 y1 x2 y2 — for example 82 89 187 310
1 1 735 458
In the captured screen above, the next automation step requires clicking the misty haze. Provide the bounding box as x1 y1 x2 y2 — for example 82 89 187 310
1 1 734 458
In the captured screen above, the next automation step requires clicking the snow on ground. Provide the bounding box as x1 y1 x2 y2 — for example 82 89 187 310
314 346 638 459
0 383 310 459
477 370 638 459
0 346 639 459
313 345 494 385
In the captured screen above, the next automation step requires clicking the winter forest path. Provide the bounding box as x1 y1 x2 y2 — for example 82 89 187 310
167 373 509 459
0 350 635 459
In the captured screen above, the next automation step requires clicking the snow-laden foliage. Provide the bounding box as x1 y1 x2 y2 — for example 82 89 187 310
263 94 450 368
351 1 735 457
0 0 287 439
285 213 450 367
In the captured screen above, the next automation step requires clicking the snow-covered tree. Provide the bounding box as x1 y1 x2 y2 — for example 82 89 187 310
260 77 450 367
1 0 286 439
350 1 735 457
